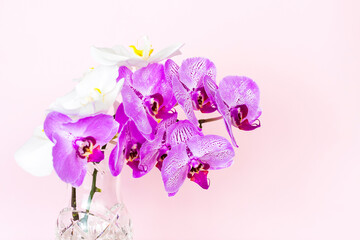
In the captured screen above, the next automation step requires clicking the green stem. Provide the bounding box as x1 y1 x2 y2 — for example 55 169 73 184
81 167 101 230
71 187 79 221
198 116 223 128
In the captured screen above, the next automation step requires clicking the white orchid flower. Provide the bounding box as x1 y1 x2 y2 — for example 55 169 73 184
91 36 184 68
49 65 124 117
15 126 54 176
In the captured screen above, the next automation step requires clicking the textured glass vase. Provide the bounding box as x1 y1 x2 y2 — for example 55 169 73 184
56 154 133 240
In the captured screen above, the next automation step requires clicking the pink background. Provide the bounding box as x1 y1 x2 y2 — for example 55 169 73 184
1 0 360 239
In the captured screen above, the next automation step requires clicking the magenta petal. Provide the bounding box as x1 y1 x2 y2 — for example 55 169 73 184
114 103 129 133
52 133 85 185
139 132 162 174
132 63 165 97
190 171 210 189
62 114 119 146
44 111 72 142
214 91 238 147
166 120 203 146
167 192 178 197
121 83 153 136
172 76 198 126
239 119 261 131
161 143 190 196
179 57 216 90
127 160 146 178
109 136 125 177
88 146 104 163
219 76 261 123
187 135 235 170
164 59 179 83
157 111 178 132
72 167 87 187
203 75 218 108
117 66 133 83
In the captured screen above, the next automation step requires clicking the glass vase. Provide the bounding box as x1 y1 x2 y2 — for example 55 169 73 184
56 154 133 240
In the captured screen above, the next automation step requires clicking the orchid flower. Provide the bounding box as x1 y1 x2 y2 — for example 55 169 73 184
49 65 124 118
138 111 178 175
205 76 261 147
161 120 235 196
15 126 54 177
91 36 184 68
44 111 119 186
165 58 217 126
121 63 176 140
109 104 146 178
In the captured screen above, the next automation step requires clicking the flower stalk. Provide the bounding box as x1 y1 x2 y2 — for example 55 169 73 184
198 116 223 128
71 187 79 221
81 167 101 231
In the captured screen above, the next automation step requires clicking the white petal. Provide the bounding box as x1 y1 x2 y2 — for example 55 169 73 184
49 90 83 112
103 77 124 109
149 43 184 63
137 35 151 50
76 65 118 94
15 126 54 177
91 46 130 66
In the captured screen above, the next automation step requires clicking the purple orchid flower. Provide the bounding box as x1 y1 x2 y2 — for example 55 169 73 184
204 76 261 147
44 111 119 187
138 111 178 175
165 58 217 126
109 103 146 178
121 63 176 140
161 120 235 196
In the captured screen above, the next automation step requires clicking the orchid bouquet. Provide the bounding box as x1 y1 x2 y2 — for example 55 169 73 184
15 36 261 198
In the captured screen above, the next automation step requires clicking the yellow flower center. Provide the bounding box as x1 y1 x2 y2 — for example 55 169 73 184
94 88 102 94
129 45 154 59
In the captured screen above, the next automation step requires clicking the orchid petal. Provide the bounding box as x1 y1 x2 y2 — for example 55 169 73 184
166 120 203 146
52 133 85 186
43 112 72 142
164 59 179 83
214 91 238 147
149 43 184 63
187 135 234 170
127 160 147 178
72 167 87 187
172 76 198 126
91 46 130 66
139 130 163 174
61 114 119 146
126 120 147 144
88 146 105 163
109 134 125 176
239 119 261 131
117 66 133 84
190 171 210 189
121 83 154 136
132 63 165 97
76 66 119 95
178 57 216 90
115 103 129 133
15 126 54 177
161 143 190 196
203 75 218 108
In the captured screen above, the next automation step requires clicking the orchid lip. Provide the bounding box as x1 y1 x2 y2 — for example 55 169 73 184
74 136 96 159
144 93 164 116
190 87 208 110
125 142 141 161
230 104 249 128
